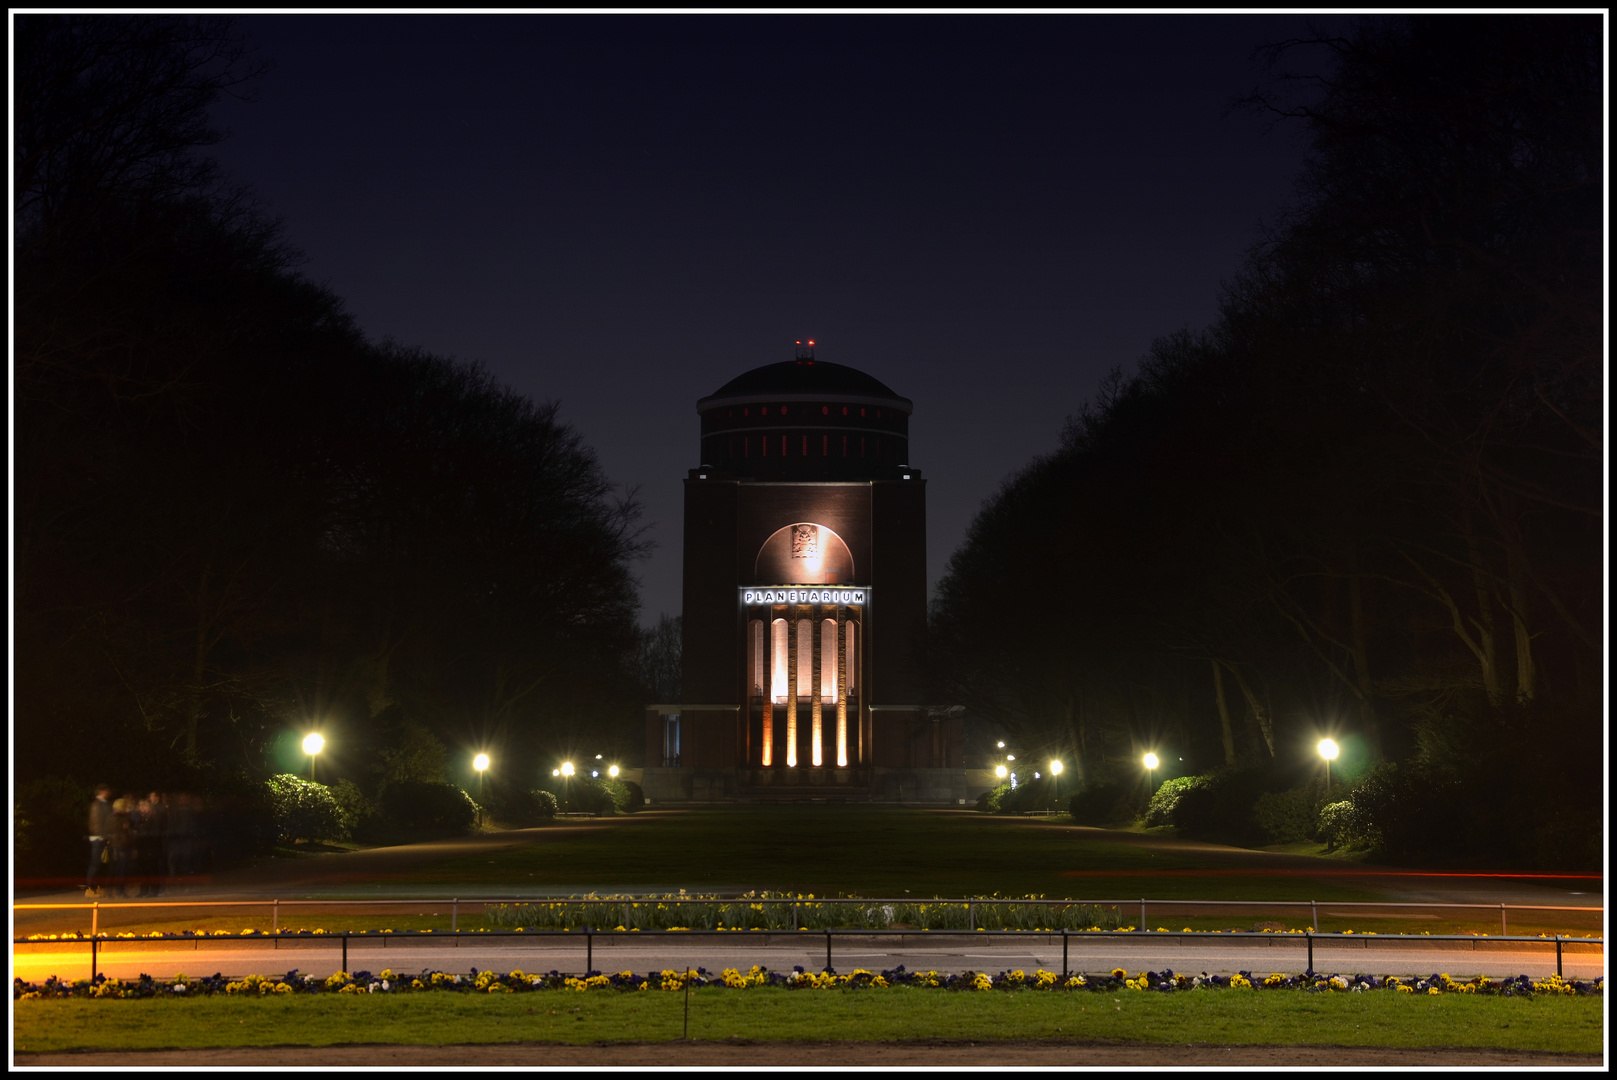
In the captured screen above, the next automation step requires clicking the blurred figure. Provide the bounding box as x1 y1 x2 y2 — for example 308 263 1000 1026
165 791 198 880
108 797 135 897
84 784 113 898
134 792 166 896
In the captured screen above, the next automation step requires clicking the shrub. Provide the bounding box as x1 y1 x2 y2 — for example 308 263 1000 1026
558 777 624 816
1144 775 1205 827
1252 785 1321 844
1167 763 1282 845
620 779 645 812
1315 799 1377 852
377 779 478 834
328 778 374 837
265 774 346 843
1067 782 1128 825
14 776 90 876
487 787 557 826
996 776 1066 813
975 782 1010 813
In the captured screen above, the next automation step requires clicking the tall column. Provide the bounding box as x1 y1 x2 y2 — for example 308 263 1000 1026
836 605 848 768
810 605 823 767
786 607 798 768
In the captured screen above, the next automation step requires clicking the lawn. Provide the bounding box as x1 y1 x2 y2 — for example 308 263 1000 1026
424 809 1395 900
12 988 1603 1055
15 809 1601 940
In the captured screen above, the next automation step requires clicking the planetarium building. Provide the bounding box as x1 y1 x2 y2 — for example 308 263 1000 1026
642 347 967 804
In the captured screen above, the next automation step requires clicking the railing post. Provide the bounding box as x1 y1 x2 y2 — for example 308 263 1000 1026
91 901 98 939
1500 904 1507 937
1140 899 1146 930
452 899 458 934
1062 929 1068 979
91 935 98 981
968 902 974 931
1310 900 1318 931
826 930 832 972
274 899 279 950
793 901 798 931
342 932 348 973
1306 931 1313 973
587 929 593 973
1555 935 1562 978
623 902 629 929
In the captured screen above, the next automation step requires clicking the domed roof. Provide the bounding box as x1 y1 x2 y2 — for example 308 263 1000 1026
698 360 911 413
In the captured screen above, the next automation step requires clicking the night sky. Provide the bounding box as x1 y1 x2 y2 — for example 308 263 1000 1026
206 14 1342 623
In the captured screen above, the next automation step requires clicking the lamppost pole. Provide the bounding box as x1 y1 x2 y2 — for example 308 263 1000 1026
1318 739 1339 792
303 733 325 782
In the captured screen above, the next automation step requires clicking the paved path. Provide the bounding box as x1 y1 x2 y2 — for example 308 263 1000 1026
13 931 1603 983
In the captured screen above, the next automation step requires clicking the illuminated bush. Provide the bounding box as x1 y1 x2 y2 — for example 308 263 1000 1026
265 774 345 843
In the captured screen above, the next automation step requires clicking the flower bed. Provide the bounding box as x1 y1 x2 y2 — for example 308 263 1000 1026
14 965 1602 1000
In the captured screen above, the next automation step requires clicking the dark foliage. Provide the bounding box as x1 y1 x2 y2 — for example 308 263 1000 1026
1067 783 1130 826
376 781 477 836
13 16 650 854
620 779 646 813
931 16 1600 870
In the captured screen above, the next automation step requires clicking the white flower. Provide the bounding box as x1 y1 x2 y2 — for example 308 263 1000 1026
171 984 187 993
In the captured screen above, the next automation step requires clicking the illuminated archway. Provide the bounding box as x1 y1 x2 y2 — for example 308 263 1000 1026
754 523 855 584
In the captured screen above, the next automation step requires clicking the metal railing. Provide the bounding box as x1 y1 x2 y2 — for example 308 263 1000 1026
14 894 1602 937
13 924 1602 983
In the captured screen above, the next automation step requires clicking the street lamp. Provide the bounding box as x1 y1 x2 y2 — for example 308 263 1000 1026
302 733 325 781
560 761 575 777
1318 738 1339 789
608 765 620 779
995 764 1008 780
1143 752 1159 793
1049 760 1063 776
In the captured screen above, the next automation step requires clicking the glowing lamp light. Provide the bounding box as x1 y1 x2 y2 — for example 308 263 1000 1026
1050 760 1063 776
1006 754 1015 761
560 762 575 777
995 764 1009 780
1319 738 1340 787
302 733 325 756
1143 752 1159 770
997 741 1005 748
608 765 620 778
473 753 489 772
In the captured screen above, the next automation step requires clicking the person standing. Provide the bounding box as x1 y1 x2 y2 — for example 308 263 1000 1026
108 797 135 898
84 785 113 898
135 792 167 896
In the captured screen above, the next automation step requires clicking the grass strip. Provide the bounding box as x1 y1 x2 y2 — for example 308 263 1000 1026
14 987 1601 1055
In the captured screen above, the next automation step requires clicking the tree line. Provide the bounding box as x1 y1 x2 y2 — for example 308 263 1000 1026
14 16 659 850
929 16 1601 869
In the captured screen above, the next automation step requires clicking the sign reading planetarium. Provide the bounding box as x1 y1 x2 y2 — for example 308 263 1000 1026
742 587 868 607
